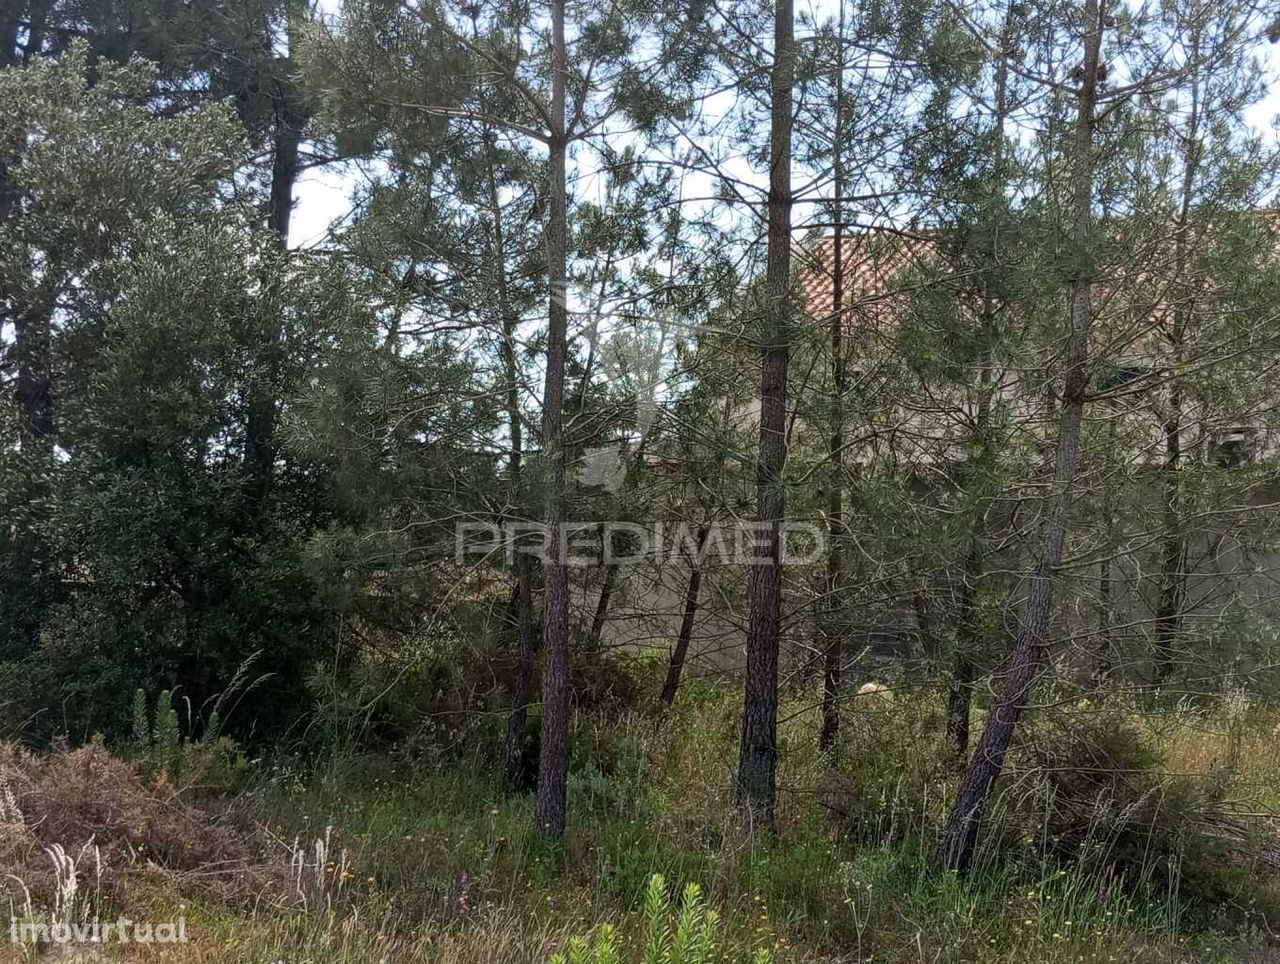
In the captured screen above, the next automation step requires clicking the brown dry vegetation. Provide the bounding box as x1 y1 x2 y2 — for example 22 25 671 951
0 738 267 921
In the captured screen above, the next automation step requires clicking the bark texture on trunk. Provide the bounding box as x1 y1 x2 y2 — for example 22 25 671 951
736 0 794 823
945 654 975 759
485 127 540 795
660 526 709 706
502 556 538 791
820 6 847 752
533 0 571 838
244 75 307 507
938 0 1103 872
588 559 617 653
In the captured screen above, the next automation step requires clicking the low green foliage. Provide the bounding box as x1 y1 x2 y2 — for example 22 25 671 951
552 875 769 964
195 686 1278 963
128 687 248 790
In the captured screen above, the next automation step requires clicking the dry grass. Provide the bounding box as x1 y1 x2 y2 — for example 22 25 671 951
110 906 580 963
0 737 267 922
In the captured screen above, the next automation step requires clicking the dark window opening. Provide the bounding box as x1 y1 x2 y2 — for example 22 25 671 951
1210 426 1258 467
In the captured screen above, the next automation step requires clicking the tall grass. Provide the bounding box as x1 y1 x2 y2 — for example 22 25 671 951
190 682 1278 962
1 681 1273 962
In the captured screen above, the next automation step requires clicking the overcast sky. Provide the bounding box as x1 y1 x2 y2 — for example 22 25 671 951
289 4 1280 250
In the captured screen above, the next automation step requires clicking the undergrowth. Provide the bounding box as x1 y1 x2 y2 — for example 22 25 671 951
0 681 1275 962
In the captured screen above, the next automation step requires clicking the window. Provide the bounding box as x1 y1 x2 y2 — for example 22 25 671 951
1210 426 1258 467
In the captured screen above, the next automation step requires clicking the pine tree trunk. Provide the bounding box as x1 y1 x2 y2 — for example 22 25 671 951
946 437 990 759
485 127 540 795
3 0 51 65
945 557 979 760
1096 547 1114 681
20 0 51 62
938 0 1103 872
588 560 617 653
1154 102 1198 680
533 0 571 838
1154 400 1185 679
1 5 22 66
244 82 306 507
2 20 58 654
820 1 847 753
661 526 709 706
944 6 1011 762
5 59 55 450
502 556 537 791
499 391 537 793
1094 407 1118 685
946 654 975 759
736 0 794 823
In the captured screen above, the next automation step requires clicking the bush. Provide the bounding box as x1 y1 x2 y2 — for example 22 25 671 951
1003 705 1261 897
304 631 505 760
572 651 642 715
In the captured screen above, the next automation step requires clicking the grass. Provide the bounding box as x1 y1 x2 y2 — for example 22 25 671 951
2 680 1278 962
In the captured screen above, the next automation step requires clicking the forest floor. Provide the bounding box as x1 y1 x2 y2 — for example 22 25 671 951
1 678 1279 963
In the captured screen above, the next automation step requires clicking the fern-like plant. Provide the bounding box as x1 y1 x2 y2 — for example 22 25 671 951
131 688 152 751
204 708 221 743
154 690 179 748
550 874 769 964
153 690 185 780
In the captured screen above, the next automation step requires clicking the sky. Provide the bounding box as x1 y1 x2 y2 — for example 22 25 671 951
287 4 1280 250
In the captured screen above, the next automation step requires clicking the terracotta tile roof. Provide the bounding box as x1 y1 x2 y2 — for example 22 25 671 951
797 231 934 327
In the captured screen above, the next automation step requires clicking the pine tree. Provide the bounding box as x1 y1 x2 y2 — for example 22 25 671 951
735 0 796 823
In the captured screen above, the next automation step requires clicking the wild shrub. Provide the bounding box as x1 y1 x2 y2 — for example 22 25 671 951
0 737 262 914
818 688 949 844
1001 705 1263 899
304 635 495 758
571 651 642 715
566 713 654 823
